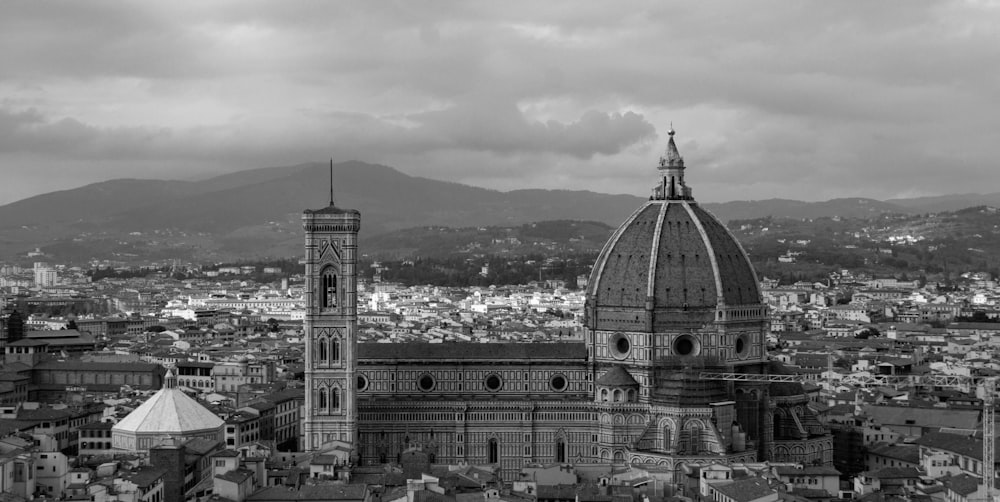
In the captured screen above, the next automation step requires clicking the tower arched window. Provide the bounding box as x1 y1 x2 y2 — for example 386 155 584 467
331 338 340 364
331 387 340 411
555 438 566 463
317 337 328 363
317 388 327 411
321 267 338 309
488 438 499 464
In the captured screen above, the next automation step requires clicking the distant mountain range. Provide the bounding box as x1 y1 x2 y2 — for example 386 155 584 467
0 160 997 263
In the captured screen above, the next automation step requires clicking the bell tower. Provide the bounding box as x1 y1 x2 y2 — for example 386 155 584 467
302 172 360 451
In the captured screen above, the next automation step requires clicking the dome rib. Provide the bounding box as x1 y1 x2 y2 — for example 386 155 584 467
588 202 652 299
681 201 725 307
720 214 763 304
650 203 718 310
645 202 669 300
691 205 763 305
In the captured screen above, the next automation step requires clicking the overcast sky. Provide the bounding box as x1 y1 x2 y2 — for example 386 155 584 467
2 1 998 206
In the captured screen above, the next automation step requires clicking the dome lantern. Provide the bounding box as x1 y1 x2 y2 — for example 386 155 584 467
654 127 692 200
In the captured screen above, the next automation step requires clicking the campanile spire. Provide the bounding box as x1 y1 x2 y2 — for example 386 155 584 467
329 158 335 207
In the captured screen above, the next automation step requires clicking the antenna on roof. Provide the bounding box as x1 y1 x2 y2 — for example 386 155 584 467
330 157 342 206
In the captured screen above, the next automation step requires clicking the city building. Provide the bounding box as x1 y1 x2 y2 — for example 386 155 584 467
78 421 115 456
1 341 165 402
303 132 832 484
33 262 58 288
213 360 276 393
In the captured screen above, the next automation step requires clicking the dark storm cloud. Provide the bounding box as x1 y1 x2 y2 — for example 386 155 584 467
0 3 211 80
0 108 176 158
0 0 999 205
404 100 655 158
0 101 653 163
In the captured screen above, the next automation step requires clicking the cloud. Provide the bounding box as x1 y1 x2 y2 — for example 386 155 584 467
0 100 654 176
0 0 999 205
404 99 655 158
0 108 176 159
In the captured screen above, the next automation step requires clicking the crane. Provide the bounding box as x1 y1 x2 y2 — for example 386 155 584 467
701 371 998 501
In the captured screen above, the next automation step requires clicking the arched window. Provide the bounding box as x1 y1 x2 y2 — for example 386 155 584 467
317 388 327 411
663 426 672 451
613 389 623 402
488 438 499 464
555 438 566 463
321 268 338 308
600 389 609 402
318 337 327 363
626 389 636 402
331 338 340 364
331 387 340 411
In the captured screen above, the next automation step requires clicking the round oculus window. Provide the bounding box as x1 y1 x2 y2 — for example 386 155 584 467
736 334 748 356
550 374 568 392
673 335 698 356
357 374 369 392
610 334 631 359
418 374 435 392
485 374 503 392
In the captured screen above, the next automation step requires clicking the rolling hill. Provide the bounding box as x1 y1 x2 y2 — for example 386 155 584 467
0 160 995 263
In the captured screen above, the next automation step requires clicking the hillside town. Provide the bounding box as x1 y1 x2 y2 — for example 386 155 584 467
1 258 1000 502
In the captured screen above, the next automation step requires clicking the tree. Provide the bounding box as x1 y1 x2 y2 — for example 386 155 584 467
855 327 880 339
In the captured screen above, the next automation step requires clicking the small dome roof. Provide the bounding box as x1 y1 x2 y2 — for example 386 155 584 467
595 366 639 387
113 387 223 435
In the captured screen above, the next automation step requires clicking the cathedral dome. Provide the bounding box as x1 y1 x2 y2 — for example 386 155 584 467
585 130 764 333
